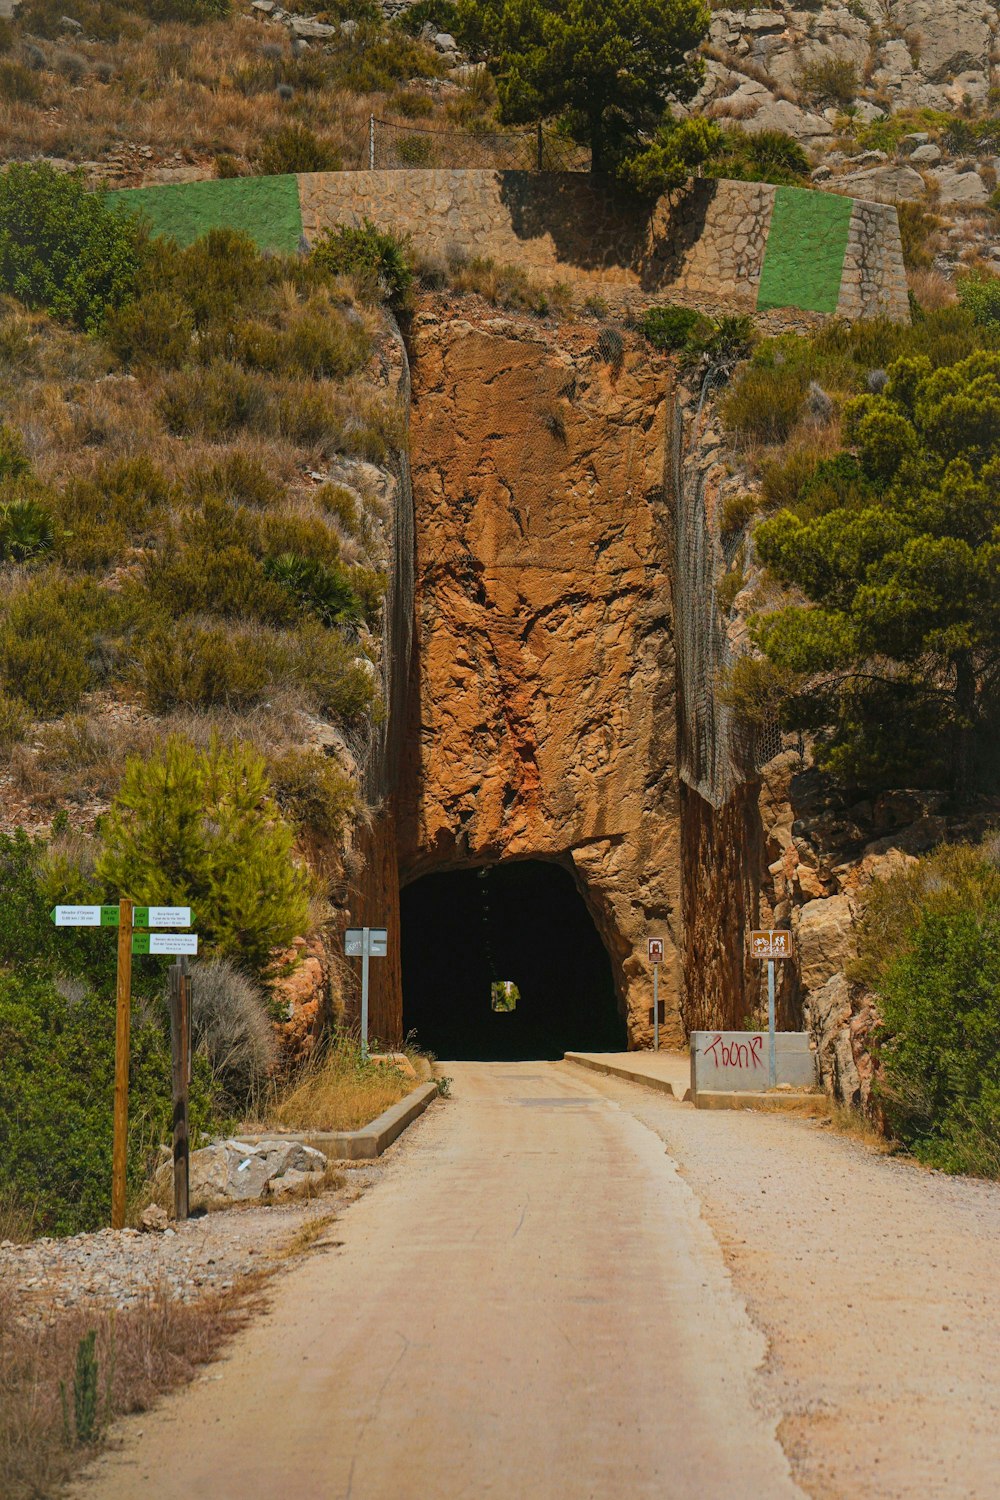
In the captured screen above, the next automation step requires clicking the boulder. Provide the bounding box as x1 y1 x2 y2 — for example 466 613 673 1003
833 164 926 202
433 31 458 52
934 166 989 204
159 1138 328 1211
289 16 336 37
794 893 856 992
908 142 942 164
741 98 833 141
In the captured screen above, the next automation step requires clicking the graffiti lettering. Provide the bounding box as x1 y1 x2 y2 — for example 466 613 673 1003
704 1033 764 1070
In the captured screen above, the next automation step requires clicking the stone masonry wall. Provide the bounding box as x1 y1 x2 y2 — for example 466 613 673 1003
297 170 910 323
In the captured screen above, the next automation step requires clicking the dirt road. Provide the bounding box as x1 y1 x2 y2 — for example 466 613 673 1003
79 1063 800 1500
79 1061 1000 1499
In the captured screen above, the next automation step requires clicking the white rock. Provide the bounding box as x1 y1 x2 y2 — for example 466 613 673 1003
741 97 833 141
908 142 942 164
289 16 336 38
433 31 458 52
934 166 989 203
834 163 926 202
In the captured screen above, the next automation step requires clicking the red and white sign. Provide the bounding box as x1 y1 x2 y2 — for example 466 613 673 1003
648 938 664 964
750 929 793 960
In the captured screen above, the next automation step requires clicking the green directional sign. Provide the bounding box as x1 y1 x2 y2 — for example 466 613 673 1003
132 932 199 956
133 905 192 929
51 905 121 927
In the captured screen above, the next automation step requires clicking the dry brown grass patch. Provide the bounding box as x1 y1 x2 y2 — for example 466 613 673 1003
0 1275 264 1499
264 1037 415 1133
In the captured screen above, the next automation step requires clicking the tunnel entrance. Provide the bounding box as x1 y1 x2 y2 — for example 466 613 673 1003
401 860 626 1061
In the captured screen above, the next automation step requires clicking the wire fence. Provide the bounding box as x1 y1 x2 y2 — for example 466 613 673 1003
346 115 590 173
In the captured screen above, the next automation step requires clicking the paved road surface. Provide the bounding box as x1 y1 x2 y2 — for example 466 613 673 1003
81 1062 800 1500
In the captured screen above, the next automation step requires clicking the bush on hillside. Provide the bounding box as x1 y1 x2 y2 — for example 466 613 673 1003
641 304 706 351
312 219 414 309
0 164 145 332
258 124 341 176
97 736 312 972
138 622 273 712
0 968 218 1236
395 0 456 34
267 746 355 841
856 840 1000 1177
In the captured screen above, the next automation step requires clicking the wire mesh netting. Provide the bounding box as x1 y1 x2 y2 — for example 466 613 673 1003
673 381 783 809
348 116 590 173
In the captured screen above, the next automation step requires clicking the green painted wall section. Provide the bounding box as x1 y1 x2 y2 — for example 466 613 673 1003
106 174 303 254
756 186 854 315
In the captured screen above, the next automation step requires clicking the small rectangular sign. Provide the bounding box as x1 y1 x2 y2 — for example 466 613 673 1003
132 932 199 956
648 937 664 964
345 927 388 957
133 906 192 929
51 905 121 927
750 929 793 960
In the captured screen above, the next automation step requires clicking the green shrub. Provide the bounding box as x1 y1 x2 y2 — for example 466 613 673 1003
186 453 283 510
0 692 28 753
146 229 270 332
957 272 1000 326
711 127 809 186
0 968 215 1235
258 124 341 175
0 421 30 484
138 622 273 712
267 746 355 839
857 840 1000 1177
103 289 194 369
312 219 414 309
142 543 297 625
640 303 705 351
0 164 145 332
722 364 805 445
280 623 378 720
720 491 756 536
0 59 42 103
395 0 456 35
263 551 365 626
97 735 312 972
160 361 268 437
221 302 372 379
390 88 436 116
0 498 54 561
799 56 857 106
326 22 442 92
0 577 99 714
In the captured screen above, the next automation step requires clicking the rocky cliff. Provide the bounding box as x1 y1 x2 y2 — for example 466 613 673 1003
398 304 682 1046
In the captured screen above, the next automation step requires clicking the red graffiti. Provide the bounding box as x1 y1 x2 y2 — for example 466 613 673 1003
705 1034 764 1070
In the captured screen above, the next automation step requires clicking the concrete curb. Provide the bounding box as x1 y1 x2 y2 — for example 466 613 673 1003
242 1081 440 1162
693 1090 829 1114
564 1052 693 1103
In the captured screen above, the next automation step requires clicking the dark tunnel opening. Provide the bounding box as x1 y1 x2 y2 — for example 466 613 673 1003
401 859 627 1061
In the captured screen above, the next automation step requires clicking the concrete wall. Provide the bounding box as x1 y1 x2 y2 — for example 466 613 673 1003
690 1030 816 1098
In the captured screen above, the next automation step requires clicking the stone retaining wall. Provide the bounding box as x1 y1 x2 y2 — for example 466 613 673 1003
114 169 910 324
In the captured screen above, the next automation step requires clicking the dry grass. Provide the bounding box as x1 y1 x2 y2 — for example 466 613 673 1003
824 1101 899 1152
0 15 452 172
264 1035 415 1132
908 267 959 311
0 1275 264 1500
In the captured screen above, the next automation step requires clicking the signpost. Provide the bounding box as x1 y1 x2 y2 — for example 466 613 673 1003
648 937 665 1051
168 960 193 1222
345 926 388 1059
52 900 198 1228
749 930 794 1088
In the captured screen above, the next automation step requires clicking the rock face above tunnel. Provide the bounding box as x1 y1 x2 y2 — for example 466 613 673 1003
399 308 681 1047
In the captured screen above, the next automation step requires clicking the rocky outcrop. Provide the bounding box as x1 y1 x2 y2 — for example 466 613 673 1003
155 1139 328 1212
399 306 681 1046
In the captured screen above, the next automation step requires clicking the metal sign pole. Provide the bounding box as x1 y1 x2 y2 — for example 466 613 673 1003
653 963 659 1052
361 926 371 1060
767 958 776 1088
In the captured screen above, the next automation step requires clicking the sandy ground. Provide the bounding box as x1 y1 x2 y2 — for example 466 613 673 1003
75 1062 800 1500
73 1059 1000 1500
566 1062 1000 1499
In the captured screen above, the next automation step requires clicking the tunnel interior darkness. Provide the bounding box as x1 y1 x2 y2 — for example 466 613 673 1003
401 859 626 1060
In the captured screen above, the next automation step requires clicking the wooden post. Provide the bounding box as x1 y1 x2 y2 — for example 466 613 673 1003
111 896 133 1230
536 120 543 172
169 960 191 1221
